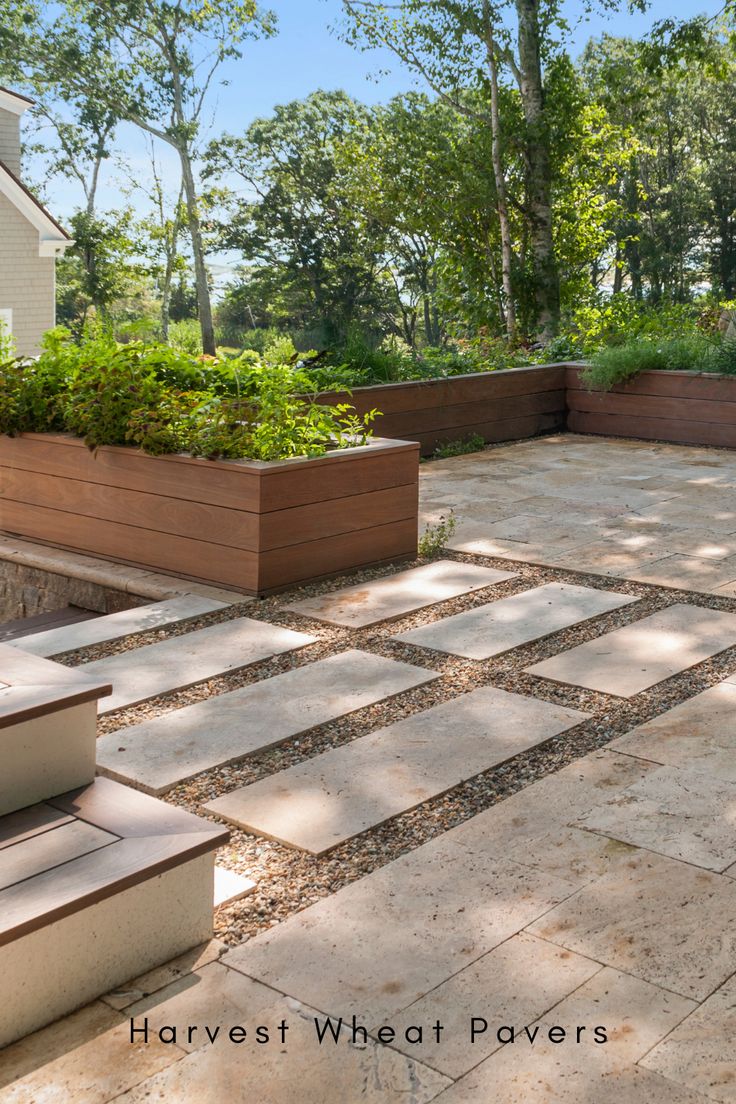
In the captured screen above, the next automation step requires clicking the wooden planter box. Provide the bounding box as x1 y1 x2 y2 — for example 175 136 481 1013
0 434 419 595
567 366 736 449
320 363 568 456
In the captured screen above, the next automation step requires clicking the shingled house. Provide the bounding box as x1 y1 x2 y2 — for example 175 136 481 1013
0 87 72 355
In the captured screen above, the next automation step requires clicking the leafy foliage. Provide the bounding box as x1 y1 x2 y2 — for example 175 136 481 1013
433 435 486 459
0 330 379 461
418 512 458 559
582 333 736 391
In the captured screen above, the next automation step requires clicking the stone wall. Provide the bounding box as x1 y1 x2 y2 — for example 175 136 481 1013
0 560 139 622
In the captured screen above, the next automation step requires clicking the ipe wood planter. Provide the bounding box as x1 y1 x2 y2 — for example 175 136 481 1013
567 366 736 449
0 434 419 595
319 363 568 456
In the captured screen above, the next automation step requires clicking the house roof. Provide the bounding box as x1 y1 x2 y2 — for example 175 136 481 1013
0 160 72 254
0 87 34 116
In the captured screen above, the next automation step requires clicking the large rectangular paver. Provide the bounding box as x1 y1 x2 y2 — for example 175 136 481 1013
81 617 316 714
204 687 589 853
575 764 736 872
224 832 580 1025
609 682 736 781
283 559 516 627
96 650 438 794
9 595 227 657
527 849 736 1000
525 604 736 697
394 582 638 659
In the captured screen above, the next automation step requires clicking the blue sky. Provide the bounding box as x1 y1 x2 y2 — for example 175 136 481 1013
25 0 724 273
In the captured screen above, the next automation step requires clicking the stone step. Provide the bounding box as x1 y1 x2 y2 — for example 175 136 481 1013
204 687 589 854
8 595 227 657
284 559 517 627
78 618 317 714
0 777 228 1048
0 606 99 644
96 649 439 794
0 644 111 816
394 582 638 659
526 604 736 697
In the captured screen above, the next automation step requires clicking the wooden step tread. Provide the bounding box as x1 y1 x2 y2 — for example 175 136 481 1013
0 777 229 946
0 606 99 644
0 644 111 728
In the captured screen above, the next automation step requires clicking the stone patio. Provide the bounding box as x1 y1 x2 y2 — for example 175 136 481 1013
4 434 736 1102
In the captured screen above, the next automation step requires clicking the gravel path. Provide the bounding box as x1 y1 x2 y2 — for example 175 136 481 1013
53 540 736 947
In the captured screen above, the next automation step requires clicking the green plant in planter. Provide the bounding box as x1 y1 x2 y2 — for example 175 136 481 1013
582 334 718 391
0 328 380 462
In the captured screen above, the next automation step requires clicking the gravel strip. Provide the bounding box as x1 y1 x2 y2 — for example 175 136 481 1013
44 500 736 947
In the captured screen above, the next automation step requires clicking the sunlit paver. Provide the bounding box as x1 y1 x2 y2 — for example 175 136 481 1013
525 604 736 696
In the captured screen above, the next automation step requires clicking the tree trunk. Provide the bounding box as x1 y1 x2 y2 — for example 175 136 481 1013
178 146 216 355
483 5 517 344
161 187 184 342
515 0 559 342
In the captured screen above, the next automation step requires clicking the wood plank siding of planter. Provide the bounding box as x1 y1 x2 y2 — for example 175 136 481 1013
319 363 568 456
566 367 736 449
0 435 419 595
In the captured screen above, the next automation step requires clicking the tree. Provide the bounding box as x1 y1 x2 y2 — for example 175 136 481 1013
340 0 647 341
1 0 276 354
205 91 392 346
124 139 187 340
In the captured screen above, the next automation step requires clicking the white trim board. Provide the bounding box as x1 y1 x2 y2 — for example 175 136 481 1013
0 163 72 255
0 88 32 117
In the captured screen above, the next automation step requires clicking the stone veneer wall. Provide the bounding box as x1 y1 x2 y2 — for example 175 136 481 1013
0 560 140 622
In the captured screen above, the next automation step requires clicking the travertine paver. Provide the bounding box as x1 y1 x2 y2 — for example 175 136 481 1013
0 1001 183 1103
96 650 438 794
642 973 736 1102
525 604 736 697
394 582 638 659
439 750 658 855
437 1053 711 1104
8 595 227 657
203 687 589 853
214 867 255 908
456 513 592 549
526 850 736 1000
283 559 516 627
81 618 317 714
623 553 736 592
224 834 581 1025
575 764 736 872
122 963 450 1103
123 962 450 1099
533 966 696 1063
549 540 670 576
388 933 601 1077
101 940 226 1012
609 682 736 780
419 435 736 591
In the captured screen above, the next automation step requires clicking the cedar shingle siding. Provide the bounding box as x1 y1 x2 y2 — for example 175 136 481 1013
0 190 56 356
0 112 20 176
0 95 67 357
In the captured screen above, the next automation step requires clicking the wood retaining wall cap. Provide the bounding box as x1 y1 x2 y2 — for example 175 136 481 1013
0 643 111 728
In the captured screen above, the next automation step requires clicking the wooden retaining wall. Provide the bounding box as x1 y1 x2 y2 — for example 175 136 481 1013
0 435 419 595
566 367 736 449
320 363 568 456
